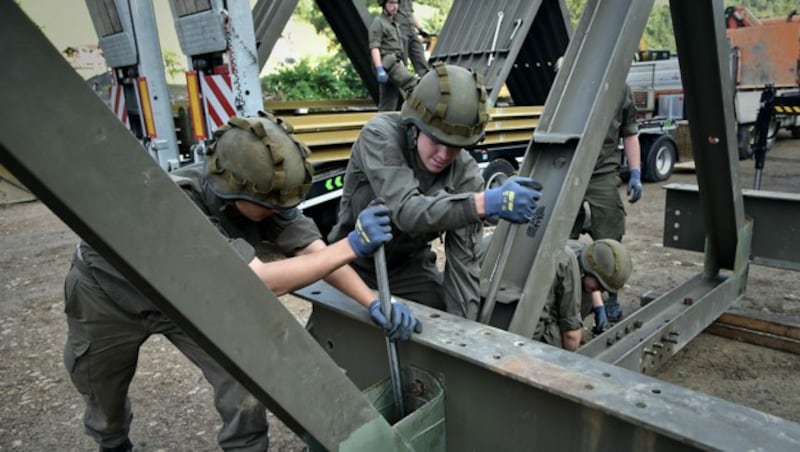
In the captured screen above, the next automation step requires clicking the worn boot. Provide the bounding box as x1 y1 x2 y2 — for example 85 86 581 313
100 438 133 452
604 292 623 323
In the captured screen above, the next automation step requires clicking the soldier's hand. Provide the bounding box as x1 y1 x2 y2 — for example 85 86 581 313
592 305 609 335
376 66 389 84
417 27 431 38
627 169 643 203
369 299 423 341
484 177 542 223
347 201 392 258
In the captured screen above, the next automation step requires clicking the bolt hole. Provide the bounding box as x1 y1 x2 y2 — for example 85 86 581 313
602 372 611 378
458 343 467 347
430 313 440 319
584 384 594 390
325 340 334 351
492 354 502 360
636 402 647 408
651 388 662 394
311 290 321 295
483 330 492 335
513 341 525 347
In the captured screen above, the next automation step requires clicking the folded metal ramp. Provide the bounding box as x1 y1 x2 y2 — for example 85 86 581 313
429 0 571 106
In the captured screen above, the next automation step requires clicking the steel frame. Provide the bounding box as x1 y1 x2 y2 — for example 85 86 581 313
299 282 800 450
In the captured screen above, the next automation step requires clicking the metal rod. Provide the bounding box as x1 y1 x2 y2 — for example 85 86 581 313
375 245 405 419
487 11 504 66
479 223 518 323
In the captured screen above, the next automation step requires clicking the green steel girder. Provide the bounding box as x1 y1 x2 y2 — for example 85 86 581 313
298 281 800 451
664 183 800 272
480 0 656 337
0 2 412 450
252 0 299 70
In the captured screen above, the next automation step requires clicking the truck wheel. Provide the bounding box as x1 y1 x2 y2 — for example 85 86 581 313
792 126 800 139
737 124 754 160
641 135 677 182
482 158 516 189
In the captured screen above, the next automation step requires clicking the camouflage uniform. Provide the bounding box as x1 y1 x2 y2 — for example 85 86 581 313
63 162 319 451
573 84 639 241
527 241 587 348
328 113 485 319
369 9 417 111
396 0 429 76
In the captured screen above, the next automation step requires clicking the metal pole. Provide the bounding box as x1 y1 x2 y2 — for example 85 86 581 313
374 245 405 419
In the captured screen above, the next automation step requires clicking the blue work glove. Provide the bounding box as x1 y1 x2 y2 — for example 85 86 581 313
484 177 542 223
376 66 389 84
592 305 609 335
347 202 392 258
369 299 423 341
627 168 643 203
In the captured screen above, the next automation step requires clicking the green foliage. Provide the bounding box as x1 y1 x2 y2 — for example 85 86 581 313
261 56 367 101
162 50 184 79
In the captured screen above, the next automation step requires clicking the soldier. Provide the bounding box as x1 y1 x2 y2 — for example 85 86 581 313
537 239 633 350
328 63 542 320
370 0 419 111
62 113 420 452
476 234 632 350
571 83 643 322
396 0 431 77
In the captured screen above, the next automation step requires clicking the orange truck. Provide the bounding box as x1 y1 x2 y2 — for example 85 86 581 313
627 7 800 160
727 8 800 156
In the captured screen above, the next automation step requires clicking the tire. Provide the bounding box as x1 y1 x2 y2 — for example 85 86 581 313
641 134 677 182
737 124 754 160
792 126 800 139
482 158 516 189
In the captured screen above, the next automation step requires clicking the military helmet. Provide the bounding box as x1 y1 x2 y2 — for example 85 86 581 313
205 111 313 209
580 239 633 292
401 62 489 148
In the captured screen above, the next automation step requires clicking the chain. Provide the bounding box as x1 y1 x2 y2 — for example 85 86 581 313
221 9 258 112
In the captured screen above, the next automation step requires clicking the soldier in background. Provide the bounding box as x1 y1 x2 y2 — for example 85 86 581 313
396 0 431 77
370 0 419 111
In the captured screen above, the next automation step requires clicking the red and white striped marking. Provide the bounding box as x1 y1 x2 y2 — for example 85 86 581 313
109 84 130 128
201 74 236 133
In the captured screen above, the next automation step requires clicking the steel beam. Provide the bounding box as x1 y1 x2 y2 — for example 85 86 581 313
669 0 747 272
664 183 800 271
480 0 655 337
0 3 411 450
299 281 800 451
578 267 750 374
252 0 298 70
315 0 377 103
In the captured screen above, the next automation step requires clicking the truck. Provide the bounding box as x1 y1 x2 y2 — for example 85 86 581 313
626 6 800 160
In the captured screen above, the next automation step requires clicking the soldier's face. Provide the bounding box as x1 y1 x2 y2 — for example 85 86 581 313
417 131 460 173
582 275 602 293
384 0 399 15
235 200 278 222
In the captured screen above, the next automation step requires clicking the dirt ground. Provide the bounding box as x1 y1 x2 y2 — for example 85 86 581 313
1 132 799 451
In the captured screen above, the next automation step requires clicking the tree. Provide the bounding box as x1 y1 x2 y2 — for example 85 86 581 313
162 50 184 80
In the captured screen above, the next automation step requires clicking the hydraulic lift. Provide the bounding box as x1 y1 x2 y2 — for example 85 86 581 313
2 0 800 450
